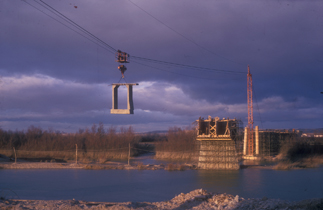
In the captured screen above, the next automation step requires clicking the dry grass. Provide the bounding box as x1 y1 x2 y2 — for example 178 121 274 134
155 151 198 161
0 150 129 163
136 162 145 170
165 163 186 171
274 155 323 170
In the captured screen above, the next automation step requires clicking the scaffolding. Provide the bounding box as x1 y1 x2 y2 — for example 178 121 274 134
196 116 243 170
245 129 299 157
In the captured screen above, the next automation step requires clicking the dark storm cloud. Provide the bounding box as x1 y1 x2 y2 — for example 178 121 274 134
0 0 322 132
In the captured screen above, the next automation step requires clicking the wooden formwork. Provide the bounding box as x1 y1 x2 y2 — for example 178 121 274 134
198 140 239 170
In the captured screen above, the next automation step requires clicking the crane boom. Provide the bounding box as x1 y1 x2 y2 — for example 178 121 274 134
247 65 254 155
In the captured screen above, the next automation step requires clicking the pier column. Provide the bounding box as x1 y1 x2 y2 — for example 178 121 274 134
255 126 259 155
243 127 247 156
112 84 119 109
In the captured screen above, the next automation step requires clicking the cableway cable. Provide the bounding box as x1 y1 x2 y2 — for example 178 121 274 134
127 0 246 66
132 56 244 74
22 0 246 77
253 86 264 129
132 60 228 80
21 0 116 54
36 0 117 53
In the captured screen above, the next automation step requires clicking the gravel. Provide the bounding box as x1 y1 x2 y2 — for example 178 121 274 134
1 189 322 210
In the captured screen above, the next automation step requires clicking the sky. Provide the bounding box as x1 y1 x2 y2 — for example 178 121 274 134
0 0 322 133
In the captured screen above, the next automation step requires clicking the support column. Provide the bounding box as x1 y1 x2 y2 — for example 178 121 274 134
127 85 134 114
112 85 119 109
243 127 247 156
255 126 259 155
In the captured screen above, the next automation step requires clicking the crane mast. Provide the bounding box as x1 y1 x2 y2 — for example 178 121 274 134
247 65 254 155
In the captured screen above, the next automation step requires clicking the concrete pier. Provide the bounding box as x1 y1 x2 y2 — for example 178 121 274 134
198 140 239 170
196 117 241 170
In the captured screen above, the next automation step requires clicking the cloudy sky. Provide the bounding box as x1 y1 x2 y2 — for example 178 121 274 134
0 0 322 133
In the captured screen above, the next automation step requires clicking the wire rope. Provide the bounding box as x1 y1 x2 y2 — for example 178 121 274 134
132 56 244 74
127 0 246 66
132 60 223 80
21 0 116 54
22 0 247 76
36 0 117 53
253 86 264 129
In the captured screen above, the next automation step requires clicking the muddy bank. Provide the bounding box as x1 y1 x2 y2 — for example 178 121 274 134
1 189 322 210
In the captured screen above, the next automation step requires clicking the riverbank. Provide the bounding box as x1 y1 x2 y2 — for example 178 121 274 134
0 161 198 170
2 154 323 171
273 155 323 170
1 189 322 210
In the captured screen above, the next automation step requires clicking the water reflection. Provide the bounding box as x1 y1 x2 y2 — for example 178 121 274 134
197 170 240 192
0 167 322 202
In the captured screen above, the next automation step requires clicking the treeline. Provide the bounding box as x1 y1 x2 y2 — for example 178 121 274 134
0 123 137 152
0 124 198 161
155 127 197 152
154 127 198 161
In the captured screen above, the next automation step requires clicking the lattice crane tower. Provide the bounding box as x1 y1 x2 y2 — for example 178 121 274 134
247 65 254 155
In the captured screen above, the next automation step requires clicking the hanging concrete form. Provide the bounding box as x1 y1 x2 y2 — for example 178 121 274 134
196 116 242 170
110 83 138 114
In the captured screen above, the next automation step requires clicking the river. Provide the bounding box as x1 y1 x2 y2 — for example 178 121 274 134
1 166 323 202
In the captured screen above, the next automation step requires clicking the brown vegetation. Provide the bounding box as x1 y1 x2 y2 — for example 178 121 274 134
165 163 187 171
155 127 198 161
274 137 323 170
0 123 139 162
0 125 200 163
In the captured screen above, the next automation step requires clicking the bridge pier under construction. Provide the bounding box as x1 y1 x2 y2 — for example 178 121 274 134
196 116 242 170
243 127 299 158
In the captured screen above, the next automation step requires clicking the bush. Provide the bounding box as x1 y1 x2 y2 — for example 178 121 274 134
280 138 323 162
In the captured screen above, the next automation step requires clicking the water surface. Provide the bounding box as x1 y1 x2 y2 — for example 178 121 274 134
1 167 322 202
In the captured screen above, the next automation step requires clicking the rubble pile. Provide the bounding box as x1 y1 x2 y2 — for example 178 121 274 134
1 189 322 209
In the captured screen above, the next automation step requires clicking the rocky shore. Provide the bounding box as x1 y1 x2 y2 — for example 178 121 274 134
1 189 322 210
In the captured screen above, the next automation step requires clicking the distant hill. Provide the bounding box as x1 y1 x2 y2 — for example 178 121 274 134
137 130 168 135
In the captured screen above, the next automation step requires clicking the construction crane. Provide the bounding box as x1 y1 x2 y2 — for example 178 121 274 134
247 65 254 155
